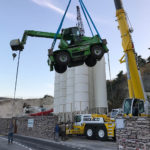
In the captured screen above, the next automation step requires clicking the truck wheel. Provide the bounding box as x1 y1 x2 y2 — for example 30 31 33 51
54 64 67 73
85 56 97 67
55 51 70 66
85 127 94 139
91 45 104 60
96 126 107 141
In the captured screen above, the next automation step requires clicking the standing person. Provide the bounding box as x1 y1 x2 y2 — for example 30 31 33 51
60 123 66 141
54 123 59 142
8 119 14 144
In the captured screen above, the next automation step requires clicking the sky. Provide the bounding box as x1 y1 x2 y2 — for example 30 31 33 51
0 0 150 98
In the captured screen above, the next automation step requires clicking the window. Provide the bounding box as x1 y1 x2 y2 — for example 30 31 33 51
123 99 132 115
93 118 100 121
75 115 81 123
83 118 91 121
139 101 144 114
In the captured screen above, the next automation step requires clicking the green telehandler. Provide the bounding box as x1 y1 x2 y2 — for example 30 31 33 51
10 27 108 73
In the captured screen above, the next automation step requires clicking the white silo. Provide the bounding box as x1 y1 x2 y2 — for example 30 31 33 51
93 57 108 113
54 72 60 114
54 57 108 121
66 68 74 113
88 67 95 113
59 72 67 114
66 67 75 121
74 65 89 113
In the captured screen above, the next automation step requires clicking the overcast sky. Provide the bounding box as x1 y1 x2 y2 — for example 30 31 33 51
0 0 150 98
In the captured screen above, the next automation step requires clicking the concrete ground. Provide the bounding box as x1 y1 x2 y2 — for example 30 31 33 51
0 136 31 150
60 136 117 150
14 135 117 150
0 134 117 150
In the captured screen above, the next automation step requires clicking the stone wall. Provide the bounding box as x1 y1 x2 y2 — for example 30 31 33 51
116 117 150 150
0 118 11 135
0 116 58 139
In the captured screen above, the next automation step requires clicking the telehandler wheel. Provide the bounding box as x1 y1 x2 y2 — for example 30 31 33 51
85 56 97 67
55 51 70 66
91 45 104 60
96 126 107 141
85 127 95 140
54 64 67 73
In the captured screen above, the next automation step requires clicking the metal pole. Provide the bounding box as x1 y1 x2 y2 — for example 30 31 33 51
12 51 21 117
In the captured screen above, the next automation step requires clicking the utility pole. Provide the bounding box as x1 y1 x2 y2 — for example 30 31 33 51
76 6 85 36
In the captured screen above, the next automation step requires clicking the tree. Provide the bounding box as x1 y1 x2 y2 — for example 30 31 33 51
137 55 146 67
147 56 150 63
117 71 123 79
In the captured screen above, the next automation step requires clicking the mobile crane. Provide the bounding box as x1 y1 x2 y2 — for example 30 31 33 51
114 0 149 116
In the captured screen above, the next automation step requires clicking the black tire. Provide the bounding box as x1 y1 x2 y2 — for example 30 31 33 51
113 129 116 141
54 64 67 73
55 51 70 66
91 45 104 60
85 56 97 67
85 126 95 140
96 126 107 141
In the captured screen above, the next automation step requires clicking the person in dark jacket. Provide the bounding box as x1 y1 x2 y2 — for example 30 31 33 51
54 124 59 141
8 119 14 144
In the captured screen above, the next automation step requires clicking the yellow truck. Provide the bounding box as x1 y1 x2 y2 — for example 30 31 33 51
66 114 115 140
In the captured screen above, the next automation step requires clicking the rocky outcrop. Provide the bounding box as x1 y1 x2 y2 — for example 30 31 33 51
0 95 53 118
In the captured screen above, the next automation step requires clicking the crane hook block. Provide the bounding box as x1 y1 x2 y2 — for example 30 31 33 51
10 39 24 51
12 53 17 60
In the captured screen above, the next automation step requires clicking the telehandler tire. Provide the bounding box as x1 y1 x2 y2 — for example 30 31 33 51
91 45 104 60
54 64 67 73
55 51 70 66
85 56 97 67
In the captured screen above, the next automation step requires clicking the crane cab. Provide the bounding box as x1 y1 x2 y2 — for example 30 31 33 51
123 98 145 117
61 27 81 46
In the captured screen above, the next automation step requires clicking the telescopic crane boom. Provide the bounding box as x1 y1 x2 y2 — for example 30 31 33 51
114 0 145 100
114 0 148 116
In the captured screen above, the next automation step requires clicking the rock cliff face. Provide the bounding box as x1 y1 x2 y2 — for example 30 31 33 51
107 63 150 111
0 95 53 118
